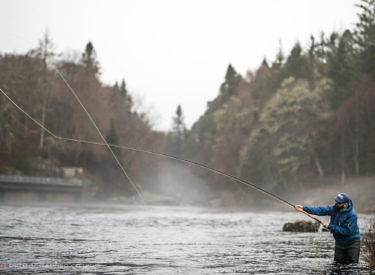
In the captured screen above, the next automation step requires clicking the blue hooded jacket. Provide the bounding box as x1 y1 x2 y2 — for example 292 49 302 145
303 200 360 245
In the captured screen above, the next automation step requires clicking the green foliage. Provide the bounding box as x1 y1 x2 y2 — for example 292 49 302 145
250 61 273 107
211 97 256 178
106 119 122 161
1 2 375 201
236 77 331 190
13 145 33 175
168 105 186 158
355 0 375 79
0 91 19 153
0 36 160 197
326 30 358 108
185 64 242 165
330 75 375 176
219 64 241 102
81 41 100 75
282 42 311 80
204 64 241 113
271 46 284 71
120 79 127 97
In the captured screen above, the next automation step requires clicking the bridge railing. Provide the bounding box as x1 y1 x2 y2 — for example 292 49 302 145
0 174 83 187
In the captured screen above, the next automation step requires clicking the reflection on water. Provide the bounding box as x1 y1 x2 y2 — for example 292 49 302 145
0 204 373 274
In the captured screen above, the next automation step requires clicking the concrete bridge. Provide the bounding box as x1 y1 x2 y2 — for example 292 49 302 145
0 174 83 203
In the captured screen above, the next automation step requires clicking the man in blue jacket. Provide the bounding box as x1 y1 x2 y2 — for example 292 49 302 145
295 193 360 264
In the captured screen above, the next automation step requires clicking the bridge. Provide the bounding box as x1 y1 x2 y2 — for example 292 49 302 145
0 174 83 203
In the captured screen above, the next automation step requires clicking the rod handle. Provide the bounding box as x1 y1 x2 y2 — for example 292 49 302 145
302 210 322 224
294 205 323 224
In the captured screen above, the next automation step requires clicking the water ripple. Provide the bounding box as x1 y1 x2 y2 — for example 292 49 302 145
0 204 373 274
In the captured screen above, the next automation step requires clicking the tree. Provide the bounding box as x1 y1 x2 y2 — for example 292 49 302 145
211 96 255 178
326 30 357 108
330 75 375 177
187 64 242 162
81 41 99 75
106 119 122 162
0 54 48 157
250 60 272 107
269 41 288 95
170 105 186 157
0 91 19 154
240 77 332 189
0 39 161 198
120 78 132 105
120 78 127 97
30 30 56 149
282 42 311 80
355 0 375 79
219 64 241 101
54 57 108 165
271 40 284 71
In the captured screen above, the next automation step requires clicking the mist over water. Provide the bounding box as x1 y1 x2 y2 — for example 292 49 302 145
145 161 211 206
285 177 375 213
1 203 373 274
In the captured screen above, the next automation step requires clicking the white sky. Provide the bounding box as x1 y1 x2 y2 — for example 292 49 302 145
0 0 358 131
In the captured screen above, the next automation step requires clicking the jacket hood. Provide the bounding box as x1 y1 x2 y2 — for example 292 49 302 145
342 200 353 212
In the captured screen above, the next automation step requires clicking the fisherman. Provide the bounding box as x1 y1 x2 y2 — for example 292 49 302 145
295 193 360 264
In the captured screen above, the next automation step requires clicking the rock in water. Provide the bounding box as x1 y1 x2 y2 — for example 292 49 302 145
282 220 320 232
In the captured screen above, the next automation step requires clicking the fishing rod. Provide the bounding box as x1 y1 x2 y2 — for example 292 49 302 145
0 85 322 224
297 209 323 224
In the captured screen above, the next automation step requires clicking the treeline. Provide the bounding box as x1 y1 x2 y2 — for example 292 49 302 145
1 1 375 204
169 0 375 203
0 36 160 197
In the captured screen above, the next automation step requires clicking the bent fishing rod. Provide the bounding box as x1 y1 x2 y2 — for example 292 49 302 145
0 85 322 224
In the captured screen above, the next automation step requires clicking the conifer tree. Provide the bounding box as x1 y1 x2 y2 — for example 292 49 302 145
220 64 241 100
120 79 127 97
106 119 122 161
81 41 99 75
283 42 310 80
326 30 357 108
171 105 186 157
271 41 284 71
355 0 375 79
33 31 55 149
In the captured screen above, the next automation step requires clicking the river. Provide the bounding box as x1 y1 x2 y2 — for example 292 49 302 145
0 203 373 274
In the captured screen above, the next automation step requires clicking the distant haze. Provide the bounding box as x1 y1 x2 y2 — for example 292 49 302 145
0 0 358 131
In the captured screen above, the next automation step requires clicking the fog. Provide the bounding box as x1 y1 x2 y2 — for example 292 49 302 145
288 177 375 213
143 161 211 206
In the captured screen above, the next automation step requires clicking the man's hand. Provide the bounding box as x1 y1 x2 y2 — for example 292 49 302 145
321 222 329 229
294 205 304 212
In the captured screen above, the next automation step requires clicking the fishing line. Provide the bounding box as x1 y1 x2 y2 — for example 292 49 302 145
0 35 323 223
1 85 326 225
1 85 294 208
54 68 144 202
0 76 143 202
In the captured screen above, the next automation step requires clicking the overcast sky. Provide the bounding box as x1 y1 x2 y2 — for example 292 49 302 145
0 0 358 131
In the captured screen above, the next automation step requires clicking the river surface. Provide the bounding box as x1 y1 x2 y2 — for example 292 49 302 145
0 203 373 274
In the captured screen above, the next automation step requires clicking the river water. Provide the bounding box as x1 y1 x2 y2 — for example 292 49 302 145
0 203 373 274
